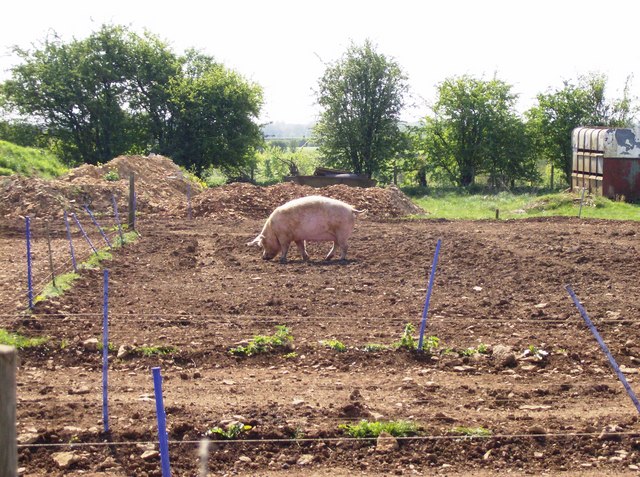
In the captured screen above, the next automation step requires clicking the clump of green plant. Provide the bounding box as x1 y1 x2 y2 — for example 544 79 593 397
112 230 140 247
80 250 113 270
97 342 117 352
34 272 80 304
103 170 120 181
421 335 441 354
206 422 252 439
0 329 48 349
320 339 346 352
339 420 418 438
393 324 440 354
283 351 298 359
31 230 139 307
136 345 178 357
451 426 492 437
394 323 418 350
363 343 388 352
229 325 293 356
460 343 489 356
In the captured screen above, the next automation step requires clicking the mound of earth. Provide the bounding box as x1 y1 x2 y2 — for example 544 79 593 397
0 155 203 219
191 182 425 220
0 154 424 221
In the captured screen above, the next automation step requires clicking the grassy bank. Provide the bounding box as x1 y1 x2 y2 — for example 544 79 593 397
0 140 67 178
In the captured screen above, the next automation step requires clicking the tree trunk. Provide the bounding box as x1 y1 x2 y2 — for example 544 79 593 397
418 167 427 187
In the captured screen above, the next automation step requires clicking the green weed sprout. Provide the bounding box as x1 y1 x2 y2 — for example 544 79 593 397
206 422 252 439
103 170 120 181
523 344 549 360
363 343 388 352
339 420 418 438
394 324 440 354
451 426 492 438
394 323 417 350
229 325 293 356
461 343 489 356
321 339 346 352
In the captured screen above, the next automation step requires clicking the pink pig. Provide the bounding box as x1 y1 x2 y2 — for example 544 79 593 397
247 195 366 263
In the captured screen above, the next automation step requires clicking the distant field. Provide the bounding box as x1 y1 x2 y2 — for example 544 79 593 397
408 190 640 221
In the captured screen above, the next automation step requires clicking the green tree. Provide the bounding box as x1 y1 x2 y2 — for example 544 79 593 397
1 25 166 165
1 25 264 175
525 73 636 186
164 50 264 176
314 40 408 178
0 119 47 149
414 75 535 187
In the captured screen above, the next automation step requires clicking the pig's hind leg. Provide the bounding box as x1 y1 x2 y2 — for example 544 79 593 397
295 240 309 261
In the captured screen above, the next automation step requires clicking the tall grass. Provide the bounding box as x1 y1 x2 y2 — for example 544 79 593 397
0 140 67 178
408 189 640 221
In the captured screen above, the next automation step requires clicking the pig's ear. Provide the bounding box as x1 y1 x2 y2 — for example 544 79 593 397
247 235 264 247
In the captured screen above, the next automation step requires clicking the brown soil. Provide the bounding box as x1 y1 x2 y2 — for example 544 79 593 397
2 156 640 477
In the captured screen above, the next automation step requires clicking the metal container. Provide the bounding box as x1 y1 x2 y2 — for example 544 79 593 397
571 127 640 200
572 127 606 195
602 127 640 200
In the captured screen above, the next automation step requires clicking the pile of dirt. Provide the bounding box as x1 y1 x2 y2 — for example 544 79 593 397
0 154 425 221
0 155 203 219
191 182 425 220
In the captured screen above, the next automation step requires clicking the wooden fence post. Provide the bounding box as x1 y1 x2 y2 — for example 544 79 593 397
0 345 17 477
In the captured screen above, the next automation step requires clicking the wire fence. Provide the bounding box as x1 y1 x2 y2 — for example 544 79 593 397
3 202 640 474
17 429 640 450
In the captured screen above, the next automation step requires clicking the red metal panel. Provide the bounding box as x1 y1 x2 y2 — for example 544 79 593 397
602 158 640 200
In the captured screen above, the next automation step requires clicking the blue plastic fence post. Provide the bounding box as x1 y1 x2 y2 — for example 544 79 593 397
64 211 78 272
71 212 98 255
418 238 442 351
152 367 172 477
84 205 111 248
133 192 137 230
187 183 192 220
25 216 33 309
102 269 110 433
566 285 640 413
111 194 124 245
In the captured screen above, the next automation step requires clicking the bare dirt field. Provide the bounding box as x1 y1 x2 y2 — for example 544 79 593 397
1 156 640 477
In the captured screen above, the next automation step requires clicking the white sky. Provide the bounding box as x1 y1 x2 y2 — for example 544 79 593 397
1 0 639 124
